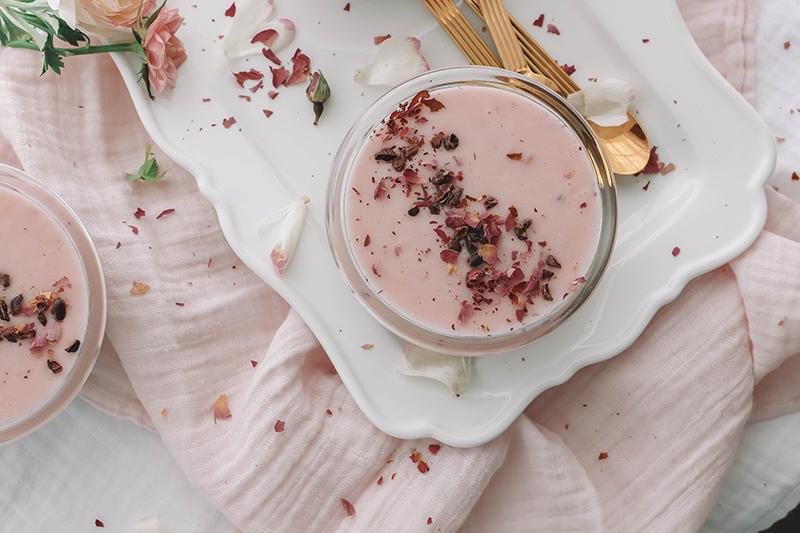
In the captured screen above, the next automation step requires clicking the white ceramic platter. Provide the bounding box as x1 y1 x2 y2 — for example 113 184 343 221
113 0 775 446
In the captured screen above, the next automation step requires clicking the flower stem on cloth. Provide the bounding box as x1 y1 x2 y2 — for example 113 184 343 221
0 0 185 97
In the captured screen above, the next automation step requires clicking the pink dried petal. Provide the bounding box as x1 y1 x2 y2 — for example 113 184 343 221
224 2 235 17
547 24 560 35
374 34 391 45
533 14 544 27
212 394 231 422
457 300 474 324
270 66 290 88
402 168 424 184
285 48 311 85
440 249 459 264
262 48 281 65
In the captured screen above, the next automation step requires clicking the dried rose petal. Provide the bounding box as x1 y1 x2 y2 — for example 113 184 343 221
478 244 498 265
95 519 104 528
130 281 151 295
52 276 71 292
233 69 263 87
547 24 560 35
270 66 290 88
428 444 440 455
263 109 273 118
286 48 311 86
410 450 421 463
262 48 281 65
672 246 681 257
212 394 231 423
376 476 383 485
134 207 146 219
360 343 374 350
250 360 258 367
374 34 391 45
156 208 175 219
427 517 433 525
417 460 429 473
561 64 576 76
402 168 424 184
222 116 237 129
533 14 544 27
274 419 285 432
343 2 350 11
268 90 279 100
457 300 474 324
224 2 235 17
250 28 278 46
598 452 608 460
340 498 356 517
440 249 459 264
506 153 522 160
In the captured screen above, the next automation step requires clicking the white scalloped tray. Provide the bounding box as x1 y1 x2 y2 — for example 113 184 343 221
112 0 775 446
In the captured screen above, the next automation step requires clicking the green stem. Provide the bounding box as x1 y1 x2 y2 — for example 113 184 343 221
6 40 138 56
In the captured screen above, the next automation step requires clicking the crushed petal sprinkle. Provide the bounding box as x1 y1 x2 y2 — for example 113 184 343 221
262 48 281 65
343 2 350 11
672 246 681 257
212 394 231 423
134 207 146 219
417 460 429 473
533 14 544 27
428 444 440 455
224 2 235 17
340 498 356 517
250 360 258 367
598 452 608 460
130 281 150 295
274 419 286 432
263 109 273 118
95 519 105 528
156 208 175 219
374 34 391 45
547 24 560 35
360 343 374 350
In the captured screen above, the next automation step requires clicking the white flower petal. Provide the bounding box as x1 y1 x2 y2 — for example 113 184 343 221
224 0 296 58
397 344 472 396
567 78 634 127
354 37 430 87
258 195 309 275
129 517 169 533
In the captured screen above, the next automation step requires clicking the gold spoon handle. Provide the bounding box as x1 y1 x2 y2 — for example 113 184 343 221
477 0 526 71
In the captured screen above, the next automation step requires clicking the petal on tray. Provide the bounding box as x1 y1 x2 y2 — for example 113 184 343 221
354 37 430 87
224 0 295 59
398 344 472 396
566 78 634 127
259 195 310 276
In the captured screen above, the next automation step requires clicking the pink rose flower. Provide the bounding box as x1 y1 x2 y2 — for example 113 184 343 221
81 0 156 29
144 8 187 95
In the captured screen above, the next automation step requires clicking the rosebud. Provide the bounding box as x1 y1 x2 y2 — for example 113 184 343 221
306 70 330 125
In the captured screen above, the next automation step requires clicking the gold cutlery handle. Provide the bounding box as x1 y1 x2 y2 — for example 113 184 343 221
478 0 526 72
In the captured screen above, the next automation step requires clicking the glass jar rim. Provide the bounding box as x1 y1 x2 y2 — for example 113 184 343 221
327 66 616 355
0 163 107 442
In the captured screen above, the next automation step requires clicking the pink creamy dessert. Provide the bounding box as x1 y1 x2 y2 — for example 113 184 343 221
0 186 88 423
345 85 601 336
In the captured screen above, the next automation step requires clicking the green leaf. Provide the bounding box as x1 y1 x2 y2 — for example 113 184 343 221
144 0 167 28
137 60 154 100
55 17 88 47
41 34 64 74
125 145 165 182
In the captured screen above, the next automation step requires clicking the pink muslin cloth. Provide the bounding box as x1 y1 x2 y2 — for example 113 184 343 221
2 0 798 531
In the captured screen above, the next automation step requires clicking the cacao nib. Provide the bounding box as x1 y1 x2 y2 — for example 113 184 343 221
545 255 562 269
483 196 498 209
443 134 459 151
0 273 9 288
51 298 66 321
430 132 446 149
0 299 8 322
374 147 397 162
408 206 420 216
542 284 553 301
391 156 407 172
430 170 453 186
47 359 63 374
541 269 554 280
37 313 47 326
514 219 532 241
9 294 22 315
65 340 81 353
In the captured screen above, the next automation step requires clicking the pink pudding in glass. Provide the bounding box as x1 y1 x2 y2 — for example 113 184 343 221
0 186 89 424
345 85 602 337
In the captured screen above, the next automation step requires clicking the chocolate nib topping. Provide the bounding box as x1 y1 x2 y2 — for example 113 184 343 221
0 299 8 322
0 273 9 288
51 298 66 321
9 294 22 315
65 339 81 353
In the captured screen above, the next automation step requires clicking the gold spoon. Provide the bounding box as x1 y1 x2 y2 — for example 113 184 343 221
469 0 651 175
